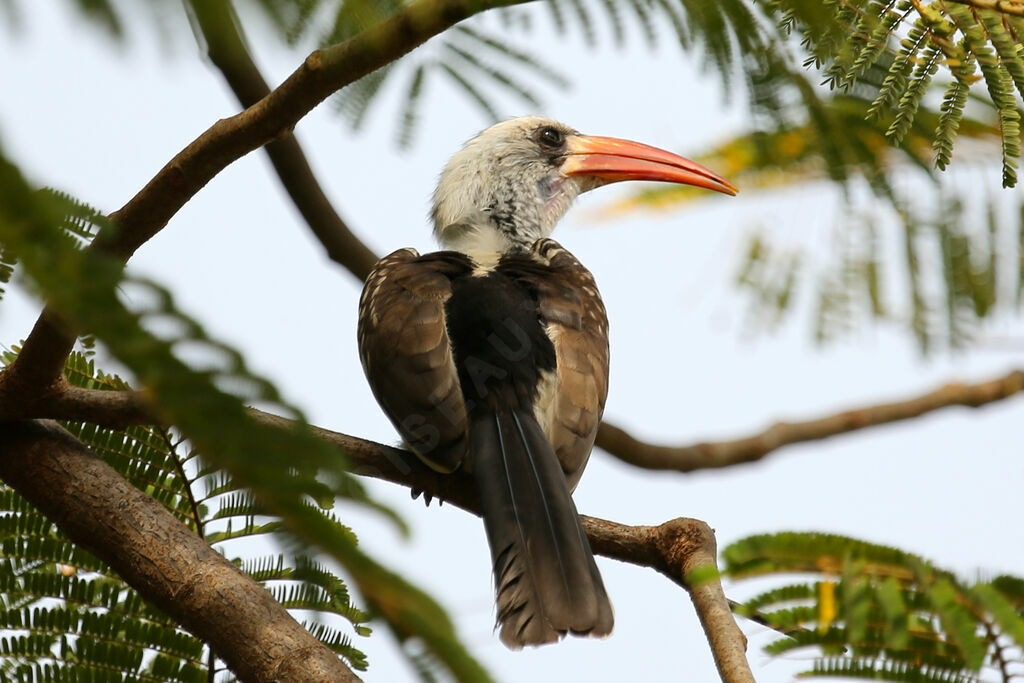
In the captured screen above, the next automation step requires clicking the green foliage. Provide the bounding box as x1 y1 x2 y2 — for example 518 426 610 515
233 0 568 147
277 0 775 148
812 211 888 346
0 350 371 679
0 155 489 680
0 189 103 304
8 1 1021 178
610 79 1016 353
728 193 1023 353
593 0 1022 352
733 231 802 335
4 2 1023 680
2 0 188 43
364 0 1024 181
0 244 15 303
610 90 1004 213
337 18 567 148
51 0 125 37
774 0 1024 187
725 532 1024 682
935 55 978 171
944 4 1022 188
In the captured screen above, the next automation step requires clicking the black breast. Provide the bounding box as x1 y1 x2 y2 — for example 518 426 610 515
445 258 556 414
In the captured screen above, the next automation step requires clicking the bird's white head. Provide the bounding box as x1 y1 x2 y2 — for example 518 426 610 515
431 116 737 256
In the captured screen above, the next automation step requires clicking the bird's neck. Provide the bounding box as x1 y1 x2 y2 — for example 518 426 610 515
438 215 538 264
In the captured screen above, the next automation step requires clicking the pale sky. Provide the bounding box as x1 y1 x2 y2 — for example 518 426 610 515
1 3 1022 682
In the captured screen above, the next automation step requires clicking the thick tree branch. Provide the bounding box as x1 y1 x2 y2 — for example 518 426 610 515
248 411 755 683
0 0 525 404
0 420 360 682
7 368 1023 474
6 367 1017 677
0 312 77 411
0 406 754 680
0 385 156 427
594 369 1024 472
584 517 753 683
7 364 1016 680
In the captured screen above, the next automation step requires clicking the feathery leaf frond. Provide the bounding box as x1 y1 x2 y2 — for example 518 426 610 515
0 157 487 678
776 0 1024 185
726 532 1024 682
0 349 372 677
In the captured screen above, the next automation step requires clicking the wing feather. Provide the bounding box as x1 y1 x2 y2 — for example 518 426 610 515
357 248 472 472
528 239 610 491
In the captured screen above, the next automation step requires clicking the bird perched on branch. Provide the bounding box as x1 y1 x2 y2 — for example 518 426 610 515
358 116 736 648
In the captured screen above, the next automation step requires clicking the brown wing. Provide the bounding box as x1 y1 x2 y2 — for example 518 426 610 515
529 239 610 491
357 248 472 472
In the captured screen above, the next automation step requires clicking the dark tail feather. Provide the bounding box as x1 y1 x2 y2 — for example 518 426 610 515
469 409 613 648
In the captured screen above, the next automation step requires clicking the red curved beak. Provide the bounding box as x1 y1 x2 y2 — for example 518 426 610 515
561 135 738 196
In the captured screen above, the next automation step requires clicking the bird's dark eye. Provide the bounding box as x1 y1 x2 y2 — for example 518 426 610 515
537 126 564 149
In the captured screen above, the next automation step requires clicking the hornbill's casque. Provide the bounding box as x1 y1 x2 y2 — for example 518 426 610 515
358 117 736 648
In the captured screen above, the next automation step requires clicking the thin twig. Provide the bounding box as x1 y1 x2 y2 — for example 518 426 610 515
188 0 379 280
594 369 1024 472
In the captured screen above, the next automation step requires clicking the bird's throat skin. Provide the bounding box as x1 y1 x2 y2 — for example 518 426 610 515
481 171 576 253
440 173 577 262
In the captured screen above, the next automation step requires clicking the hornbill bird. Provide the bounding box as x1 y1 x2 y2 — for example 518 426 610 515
358 116 736 648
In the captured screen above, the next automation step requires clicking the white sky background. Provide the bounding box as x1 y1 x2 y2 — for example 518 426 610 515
2 2 1023 682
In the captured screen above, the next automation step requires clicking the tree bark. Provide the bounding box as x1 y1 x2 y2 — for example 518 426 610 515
0 412 757 682
0 420 360 683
